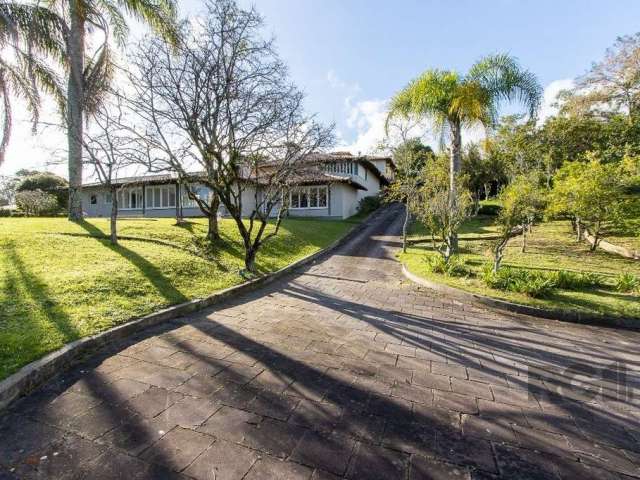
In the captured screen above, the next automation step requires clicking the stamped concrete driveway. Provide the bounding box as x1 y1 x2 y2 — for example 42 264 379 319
2 206 640 480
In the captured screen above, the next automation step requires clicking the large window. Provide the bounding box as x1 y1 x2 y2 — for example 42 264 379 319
182 185 210 208
290 186 328 209
117 188 143 210
146 185 176 209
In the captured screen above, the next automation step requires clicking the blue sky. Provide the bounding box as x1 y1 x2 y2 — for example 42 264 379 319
3 0 640 175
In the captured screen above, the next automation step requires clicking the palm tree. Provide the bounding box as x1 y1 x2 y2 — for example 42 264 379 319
1 1 178 219
387 54 542 253
56 0 180 220
0 2 66 165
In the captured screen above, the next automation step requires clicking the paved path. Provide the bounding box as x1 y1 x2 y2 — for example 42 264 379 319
2 206 640 480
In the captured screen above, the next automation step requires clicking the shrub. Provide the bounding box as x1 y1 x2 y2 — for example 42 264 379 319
16 172 68 210
481 265 556 298
15 190 60 216
426 255 469 277
551 270 604 290
615 273 639 293
357 195 382 215
0 208 13 217
477 203 502 216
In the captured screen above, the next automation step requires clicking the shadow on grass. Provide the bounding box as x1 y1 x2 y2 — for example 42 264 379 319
0 242 81 378
75 220 189 304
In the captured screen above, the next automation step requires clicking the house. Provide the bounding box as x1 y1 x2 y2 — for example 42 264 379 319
81 152 395 220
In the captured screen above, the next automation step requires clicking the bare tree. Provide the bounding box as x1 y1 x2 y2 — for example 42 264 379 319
82 94 137 244
124 0 332 273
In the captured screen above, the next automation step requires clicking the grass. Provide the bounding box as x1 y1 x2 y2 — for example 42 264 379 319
0 216 358 380
607 217 640 251
400 216 640 320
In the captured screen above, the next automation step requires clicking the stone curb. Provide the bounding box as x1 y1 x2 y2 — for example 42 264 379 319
401 264 639 330
0 211 381 412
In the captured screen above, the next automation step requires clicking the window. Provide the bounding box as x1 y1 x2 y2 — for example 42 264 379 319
117 187 143 210
182 185 209 208
290 186 328 209
90 195 97 205
146 185 177 209
105 193 112 204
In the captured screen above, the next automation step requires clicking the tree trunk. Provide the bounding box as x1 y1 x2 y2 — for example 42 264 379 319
110 187 118 245
447 120 462 254
521 225 527 253
484 183 491 200
67 2 85 221
207 194 220 242
575 217 582 242
493 240 507 273
244 246 258 273
402 202 409 253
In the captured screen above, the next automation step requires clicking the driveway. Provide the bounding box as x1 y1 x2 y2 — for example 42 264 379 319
1 206 639 479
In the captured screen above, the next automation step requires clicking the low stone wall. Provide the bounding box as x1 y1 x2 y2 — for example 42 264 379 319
0 210 382 411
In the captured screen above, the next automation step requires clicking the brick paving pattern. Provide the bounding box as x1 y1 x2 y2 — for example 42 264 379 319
1 206 639 479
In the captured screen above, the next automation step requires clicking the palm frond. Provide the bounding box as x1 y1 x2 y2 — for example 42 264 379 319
0 71 12 166
83 43 115 117
387 69 458 136
113 0 179 46
0 2 66 63
467 53 542 121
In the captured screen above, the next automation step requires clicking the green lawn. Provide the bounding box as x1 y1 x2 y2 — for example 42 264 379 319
400 216 640 320
0 216 357 380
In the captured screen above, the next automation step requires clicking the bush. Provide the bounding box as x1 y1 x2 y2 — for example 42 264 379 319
481 265 556 298
357 195 382 215
477 203 502 216
16 172 68 209
551 270 604 290
615 273 639 293
0 208 13 217
15 190 60 216
426 255 469 277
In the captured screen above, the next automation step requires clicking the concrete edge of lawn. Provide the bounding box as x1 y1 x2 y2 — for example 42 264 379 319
402 263 640 331
0 209 382 412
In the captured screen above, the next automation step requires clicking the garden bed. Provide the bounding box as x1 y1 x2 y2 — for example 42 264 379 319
399 217 640 321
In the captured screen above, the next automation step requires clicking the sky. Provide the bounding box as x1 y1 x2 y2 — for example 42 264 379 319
2 0 640 178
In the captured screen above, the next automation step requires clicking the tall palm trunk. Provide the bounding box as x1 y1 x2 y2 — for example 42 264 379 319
448 119 462 254
67 2 85 221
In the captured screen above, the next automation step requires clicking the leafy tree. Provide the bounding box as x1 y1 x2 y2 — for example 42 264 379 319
387 54 541 254
15 189 59 216
16 171 68 209
547 157 632 250
493 175 546 271
412 154 473 262
386 139 433 252
461 142 507 209
561 33 640 120
0 175 18 205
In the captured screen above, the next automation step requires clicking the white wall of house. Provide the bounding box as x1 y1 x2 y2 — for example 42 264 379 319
82 177 375 221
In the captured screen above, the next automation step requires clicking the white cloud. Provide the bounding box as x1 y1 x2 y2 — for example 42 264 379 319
539 78 574 123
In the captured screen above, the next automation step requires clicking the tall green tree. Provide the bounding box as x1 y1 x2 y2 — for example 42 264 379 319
387 54 541 253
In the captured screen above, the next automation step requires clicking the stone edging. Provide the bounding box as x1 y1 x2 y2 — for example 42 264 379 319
0 211 379 411
401 264 639 330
